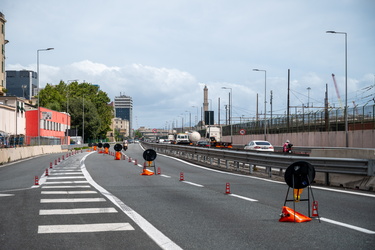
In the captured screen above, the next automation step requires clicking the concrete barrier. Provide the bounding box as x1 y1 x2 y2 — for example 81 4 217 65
0 145 65 165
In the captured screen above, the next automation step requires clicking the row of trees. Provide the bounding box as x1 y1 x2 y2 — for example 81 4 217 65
39 81 113 142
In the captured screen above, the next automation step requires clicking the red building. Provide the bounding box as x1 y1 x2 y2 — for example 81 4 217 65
26 107 70 145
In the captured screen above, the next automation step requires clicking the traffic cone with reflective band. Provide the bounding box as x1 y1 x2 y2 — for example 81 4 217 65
134 159 138 165
279 206 312 223
58 157 60 163
312 201 319 217
180 172 184 181
50 162 52 168
225 183 231 194
62 155 65 161
128 157 132 162
35 176 39 185
157 167 161 175
55 159 57 165
45 168 49 176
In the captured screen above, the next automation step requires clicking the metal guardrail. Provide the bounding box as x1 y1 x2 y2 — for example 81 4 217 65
142 143 375 178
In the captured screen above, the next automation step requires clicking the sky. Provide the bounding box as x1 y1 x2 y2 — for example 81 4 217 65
2 0 375 130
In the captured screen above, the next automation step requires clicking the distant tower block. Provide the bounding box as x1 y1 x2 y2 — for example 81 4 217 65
203 85 209 112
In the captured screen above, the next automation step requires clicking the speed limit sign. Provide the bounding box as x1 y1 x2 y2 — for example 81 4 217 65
239 129 246 135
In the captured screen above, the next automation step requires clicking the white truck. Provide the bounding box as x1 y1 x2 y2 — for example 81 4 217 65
172 131 201 145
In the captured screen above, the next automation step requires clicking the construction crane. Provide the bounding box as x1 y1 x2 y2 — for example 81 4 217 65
332 74 343 109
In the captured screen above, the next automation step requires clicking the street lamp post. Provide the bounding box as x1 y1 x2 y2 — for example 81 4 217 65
253 69 267 140
82 95 85 144
37 48 54 145
326 31 348 147
221 87 233 143
66 79 78 145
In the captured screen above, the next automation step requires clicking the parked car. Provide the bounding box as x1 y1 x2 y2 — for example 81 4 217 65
244 140 274 152
197 140 211 147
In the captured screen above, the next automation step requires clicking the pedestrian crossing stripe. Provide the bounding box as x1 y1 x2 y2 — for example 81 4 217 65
38 223 134 233
39 207 118 215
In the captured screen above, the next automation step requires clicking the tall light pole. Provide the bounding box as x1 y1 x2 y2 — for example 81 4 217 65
37 47 54 145
326 31 348 147
66 79 78 145
82 95 85 144
221 87 233 143
253 69 267 140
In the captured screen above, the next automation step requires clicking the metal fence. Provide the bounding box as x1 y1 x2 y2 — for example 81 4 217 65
222 104 375 136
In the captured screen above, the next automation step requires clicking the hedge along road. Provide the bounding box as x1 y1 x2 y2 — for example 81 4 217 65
83 143 375 249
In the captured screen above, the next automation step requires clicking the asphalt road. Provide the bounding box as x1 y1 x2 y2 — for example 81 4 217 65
0 144 374 249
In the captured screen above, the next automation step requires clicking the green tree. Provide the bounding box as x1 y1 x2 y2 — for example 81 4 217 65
38 81 113 142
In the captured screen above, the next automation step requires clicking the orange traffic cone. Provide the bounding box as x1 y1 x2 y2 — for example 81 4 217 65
312 201 319 217
115 151 121 160
140 167 154 176
279 206 312 223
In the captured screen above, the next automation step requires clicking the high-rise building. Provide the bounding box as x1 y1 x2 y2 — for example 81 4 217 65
6 70 37 99
114 94 133 136
0 12 8 96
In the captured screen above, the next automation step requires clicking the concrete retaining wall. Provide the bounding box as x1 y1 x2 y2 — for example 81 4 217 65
0 145 65 165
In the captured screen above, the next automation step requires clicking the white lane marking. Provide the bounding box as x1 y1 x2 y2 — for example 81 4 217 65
311 186 375 198
0 194 15 197
81 152 182 250
41 185 91 189
51 170 80 172
39 207 117 215
43 181 89 184
160 174 171 178
46 176 85 179
181 181 204 187
41 191 97 194
229 193 258 202
56 167 80 169
38 223 134 234
41 198 105 203
320 217 375 234
49 172 83 175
